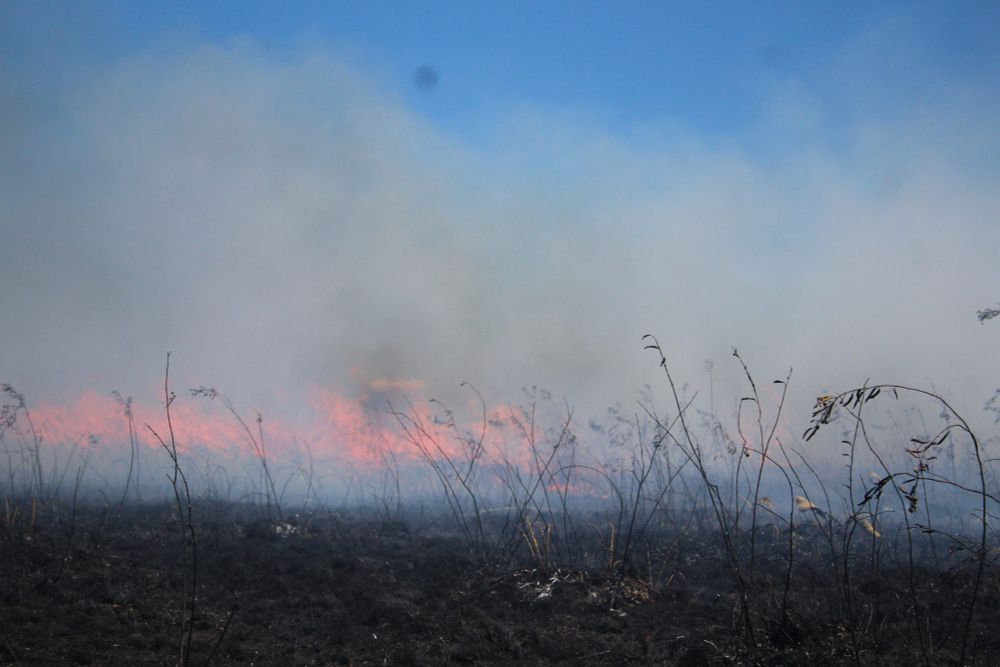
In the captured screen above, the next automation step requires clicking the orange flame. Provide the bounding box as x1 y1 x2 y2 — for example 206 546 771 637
20 387 411 467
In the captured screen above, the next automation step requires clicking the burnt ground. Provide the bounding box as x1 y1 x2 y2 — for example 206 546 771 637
1 501 998 666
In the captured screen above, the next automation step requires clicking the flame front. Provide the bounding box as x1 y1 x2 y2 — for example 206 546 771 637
18 385 429 469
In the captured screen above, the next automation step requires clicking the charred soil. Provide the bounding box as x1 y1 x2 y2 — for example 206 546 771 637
1 502 996 665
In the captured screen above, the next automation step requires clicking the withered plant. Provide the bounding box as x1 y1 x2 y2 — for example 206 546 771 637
111 390 138 517
389 384 493 564
145 353 198 667
191 386 282 522
804 383 991 665
643 335 755 642
1 384 45 501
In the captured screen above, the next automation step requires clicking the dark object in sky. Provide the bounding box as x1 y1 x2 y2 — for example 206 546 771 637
978 306 1000 323
413 65 438 92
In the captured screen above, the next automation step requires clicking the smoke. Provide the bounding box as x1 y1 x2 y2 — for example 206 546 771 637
1 27 998 443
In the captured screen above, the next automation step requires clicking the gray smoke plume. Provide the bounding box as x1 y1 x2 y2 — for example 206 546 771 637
1 28 998 443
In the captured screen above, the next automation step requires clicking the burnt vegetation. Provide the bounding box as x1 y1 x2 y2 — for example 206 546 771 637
2 344 1000 666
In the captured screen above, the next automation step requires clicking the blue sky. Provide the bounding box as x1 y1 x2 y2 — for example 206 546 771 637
7 2 1000 148
2 2 999 423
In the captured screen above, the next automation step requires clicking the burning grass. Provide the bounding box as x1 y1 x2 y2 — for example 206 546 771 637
1 346 999 665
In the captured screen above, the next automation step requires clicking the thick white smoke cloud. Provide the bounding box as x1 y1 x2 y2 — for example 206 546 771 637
1 33 998 440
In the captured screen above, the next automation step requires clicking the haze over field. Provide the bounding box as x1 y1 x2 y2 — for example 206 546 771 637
2 2 999 461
